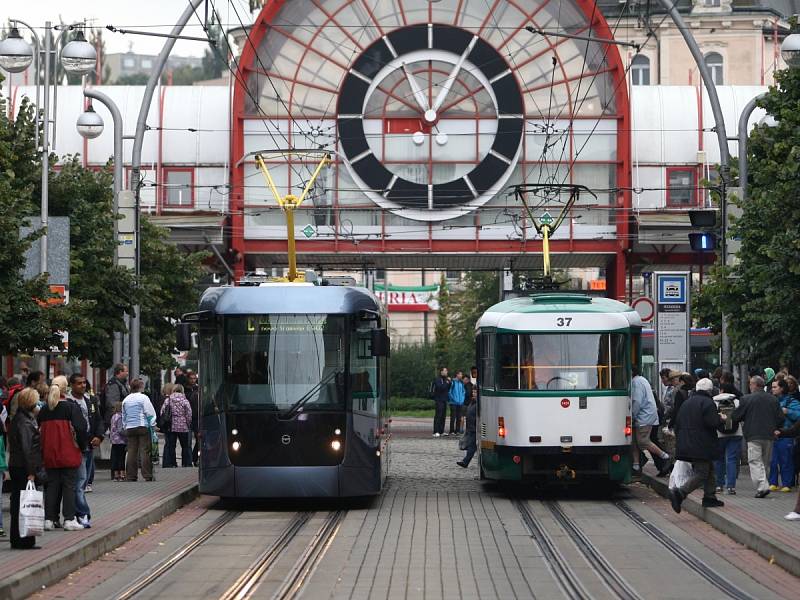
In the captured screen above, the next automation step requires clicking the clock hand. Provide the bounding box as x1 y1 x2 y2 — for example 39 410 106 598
431 36 478 116
401 62 430 114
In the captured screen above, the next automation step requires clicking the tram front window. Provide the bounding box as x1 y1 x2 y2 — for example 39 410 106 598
497 333 627 391
223 314 345 411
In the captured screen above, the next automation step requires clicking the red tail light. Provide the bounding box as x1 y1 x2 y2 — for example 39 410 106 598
612 454 621 462
498 416 506 438
512 455 521 464
624 416 632 437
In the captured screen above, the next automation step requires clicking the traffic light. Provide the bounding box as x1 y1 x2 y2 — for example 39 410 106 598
688 209 718 252
689 232 717 251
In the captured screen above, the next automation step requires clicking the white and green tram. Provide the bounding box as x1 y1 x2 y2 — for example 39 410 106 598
475 293 643 485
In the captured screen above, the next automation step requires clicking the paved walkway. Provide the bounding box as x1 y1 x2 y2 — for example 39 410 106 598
641 461 800 575
0 455 198 600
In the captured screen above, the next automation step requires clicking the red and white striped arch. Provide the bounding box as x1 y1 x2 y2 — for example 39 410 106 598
230 0 631 299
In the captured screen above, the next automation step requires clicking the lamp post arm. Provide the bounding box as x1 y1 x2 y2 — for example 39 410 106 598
737 93 766 204
128 0 204 379
9 19 40 150
83 89 123 198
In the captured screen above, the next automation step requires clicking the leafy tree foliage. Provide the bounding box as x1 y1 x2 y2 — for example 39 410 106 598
695 65 800 371
139 218 208 374
0 91 72 355
48 158 135 367
113 73 150 86
433 273 452 368
389 343 436 398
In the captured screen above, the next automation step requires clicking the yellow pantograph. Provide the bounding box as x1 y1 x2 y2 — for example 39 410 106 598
253 152 331 283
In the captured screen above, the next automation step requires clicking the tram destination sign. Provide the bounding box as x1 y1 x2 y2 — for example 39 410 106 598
653 272 691 386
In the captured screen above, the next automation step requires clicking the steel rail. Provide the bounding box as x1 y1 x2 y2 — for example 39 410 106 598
513 499 591 600
546 501 643 600
614 501 758 600
114 510 241 600
219 512 313 600
271 510 347 600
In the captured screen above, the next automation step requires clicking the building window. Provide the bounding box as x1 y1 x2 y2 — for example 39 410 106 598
703 0 721 6
375 269 386 281
163 168 194 208
445 270 461 281
631 55 650 86
666 167 697 207
122 57 135 69
704 52 723 85
141 58 152 69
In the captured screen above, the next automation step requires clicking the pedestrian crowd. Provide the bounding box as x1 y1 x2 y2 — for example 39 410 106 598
429 366 480 468
633 365 800 521
0 364 197 550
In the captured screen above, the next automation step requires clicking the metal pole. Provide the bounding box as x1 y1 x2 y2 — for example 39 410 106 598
129 0 204 379
40 21 51 277
737 94 766 204
84 88 125 365
656 0 733 371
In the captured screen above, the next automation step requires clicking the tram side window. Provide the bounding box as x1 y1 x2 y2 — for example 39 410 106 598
199 331 224 416
497 334 519 390
479 333 495 391
351 329 379 415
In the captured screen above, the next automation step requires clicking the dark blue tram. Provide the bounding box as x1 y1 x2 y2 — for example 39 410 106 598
178 282 390 498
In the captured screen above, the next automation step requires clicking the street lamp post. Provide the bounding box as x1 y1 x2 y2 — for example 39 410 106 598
77 90 130 366
0 22 96 277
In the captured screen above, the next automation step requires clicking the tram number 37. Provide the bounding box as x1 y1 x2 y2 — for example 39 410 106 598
556 317 573 327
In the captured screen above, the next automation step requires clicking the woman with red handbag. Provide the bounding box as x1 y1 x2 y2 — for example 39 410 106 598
37 375 87 532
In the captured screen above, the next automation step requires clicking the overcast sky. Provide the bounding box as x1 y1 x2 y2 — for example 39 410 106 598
2 1 255 57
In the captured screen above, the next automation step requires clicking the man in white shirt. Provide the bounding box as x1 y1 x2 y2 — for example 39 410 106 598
121 379 157 482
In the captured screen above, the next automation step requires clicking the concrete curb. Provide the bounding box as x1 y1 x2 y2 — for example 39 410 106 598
641 472 800 578
0 482 199 600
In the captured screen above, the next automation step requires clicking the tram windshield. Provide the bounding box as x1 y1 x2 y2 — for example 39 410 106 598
496 333 627 391
221 314 346 411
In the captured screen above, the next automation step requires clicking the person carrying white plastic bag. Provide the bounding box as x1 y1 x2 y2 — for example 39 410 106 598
669 460 694 490
8 387 46 549
19 481 44 538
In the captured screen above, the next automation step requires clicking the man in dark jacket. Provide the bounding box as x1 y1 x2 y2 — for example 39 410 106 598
67 374 105 527
185 371 200 465
103 364 130 429
457 394 478 468
668 378 725 513
432 367 450 438
731 375 785 498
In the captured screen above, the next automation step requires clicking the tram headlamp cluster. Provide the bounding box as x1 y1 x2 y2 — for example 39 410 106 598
331 440 342 451
232 440 242 452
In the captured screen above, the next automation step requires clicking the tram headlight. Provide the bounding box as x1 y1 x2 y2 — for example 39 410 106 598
231 428 238 435
232 440 241 452
334 428 341 435
331 440 342 451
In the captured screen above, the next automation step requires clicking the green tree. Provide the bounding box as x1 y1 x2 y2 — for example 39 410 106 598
201 13 227 80
139 218 208 375
164 65 206 86
48 157 136 367
113 73 150 85
695 64 800 370
433 273 452 368
0 90 73 355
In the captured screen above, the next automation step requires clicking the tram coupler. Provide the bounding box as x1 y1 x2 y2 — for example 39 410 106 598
556 465 576 480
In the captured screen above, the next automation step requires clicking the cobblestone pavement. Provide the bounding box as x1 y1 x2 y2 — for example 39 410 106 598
36 425 800 600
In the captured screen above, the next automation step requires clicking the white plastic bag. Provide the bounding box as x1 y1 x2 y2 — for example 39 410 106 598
669 460 694 490
19 481 44 538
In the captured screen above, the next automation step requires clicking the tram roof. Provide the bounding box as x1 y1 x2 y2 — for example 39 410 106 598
477 294 642 331
197 285 382 315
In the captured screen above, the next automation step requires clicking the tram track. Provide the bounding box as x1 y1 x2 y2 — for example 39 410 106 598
513 498 592 600
614 500 759 600
114 510 242 600
545 501 643 600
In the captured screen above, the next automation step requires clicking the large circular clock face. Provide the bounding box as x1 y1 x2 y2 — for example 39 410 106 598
336 23 524 222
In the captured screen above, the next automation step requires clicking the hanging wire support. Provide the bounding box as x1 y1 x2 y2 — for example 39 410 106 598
525 26 641 51
105 25 216 44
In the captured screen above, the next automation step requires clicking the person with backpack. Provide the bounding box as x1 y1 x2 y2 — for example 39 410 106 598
448 371 466 435
713 390 743 495
431 367 450 438
160 384 193 468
